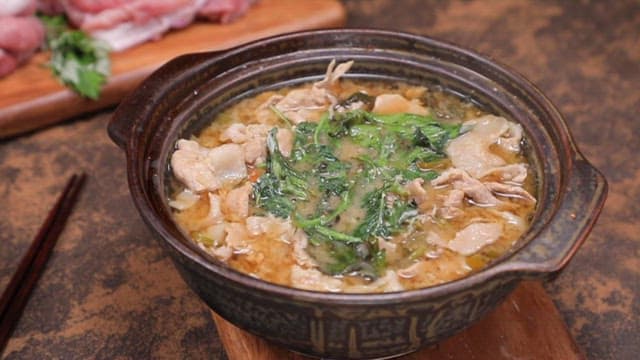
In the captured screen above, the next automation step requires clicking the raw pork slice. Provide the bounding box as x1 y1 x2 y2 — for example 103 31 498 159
0 0 44 77
45 0 256 51
0 0 37 17
199 0 256 23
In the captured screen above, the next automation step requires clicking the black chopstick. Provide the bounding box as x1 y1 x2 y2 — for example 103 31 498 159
0 173 86 352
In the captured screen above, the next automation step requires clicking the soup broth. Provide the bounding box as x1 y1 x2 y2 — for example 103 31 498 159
168 61 537 293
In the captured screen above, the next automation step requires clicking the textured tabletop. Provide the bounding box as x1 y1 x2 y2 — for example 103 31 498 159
1 1 638 359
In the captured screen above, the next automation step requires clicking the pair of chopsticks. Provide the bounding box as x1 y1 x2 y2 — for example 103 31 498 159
0 173 86 352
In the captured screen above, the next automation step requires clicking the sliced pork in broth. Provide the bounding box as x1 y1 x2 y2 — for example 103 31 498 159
169 61 537 293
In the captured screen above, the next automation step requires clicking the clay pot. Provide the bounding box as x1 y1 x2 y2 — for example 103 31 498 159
109 29 606 359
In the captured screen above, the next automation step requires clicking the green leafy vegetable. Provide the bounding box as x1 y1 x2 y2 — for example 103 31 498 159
269 105 293 127
334 110 461 155
39 14 110 99
372 112 461 153
252 172 295 218
39 15 67 46
353 185 418 240
266 129 307 200
252 107 462 280
253 129 307 218
313 225 363 244
301 144 351 196
294 187 353 229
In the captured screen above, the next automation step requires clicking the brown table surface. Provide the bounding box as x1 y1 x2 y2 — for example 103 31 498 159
1 1 638 359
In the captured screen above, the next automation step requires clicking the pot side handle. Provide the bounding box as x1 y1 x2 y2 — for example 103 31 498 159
497 155 607 278
108 51 222 150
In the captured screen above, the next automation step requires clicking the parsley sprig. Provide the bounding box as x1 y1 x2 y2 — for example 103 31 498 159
39 15 110 100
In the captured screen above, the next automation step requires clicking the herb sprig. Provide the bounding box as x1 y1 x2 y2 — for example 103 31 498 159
39 15 110 99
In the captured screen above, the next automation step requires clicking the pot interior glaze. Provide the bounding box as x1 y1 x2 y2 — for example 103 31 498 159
109 29 607 359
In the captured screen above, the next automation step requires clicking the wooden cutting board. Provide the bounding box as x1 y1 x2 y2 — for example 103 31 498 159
212 281 584 359
0 0 346 138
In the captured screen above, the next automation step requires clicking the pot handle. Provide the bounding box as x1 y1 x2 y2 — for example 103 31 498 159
496 154 607 278
107 109 134 150
108 50 222 150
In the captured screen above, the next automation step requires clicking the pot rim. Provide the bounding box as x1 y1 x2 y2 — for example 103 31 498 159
115 28 607 305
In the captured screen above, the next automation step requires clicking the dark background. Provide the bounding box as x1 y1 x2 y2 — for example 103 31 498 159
1 1 638 359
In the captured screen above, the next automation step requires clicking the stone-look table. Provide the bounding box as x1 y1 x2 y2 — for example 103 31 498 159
1 1 637 359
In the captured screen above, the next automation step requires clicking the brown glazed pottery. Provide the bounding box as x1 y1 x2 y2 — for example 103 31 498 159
108 29 607 359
